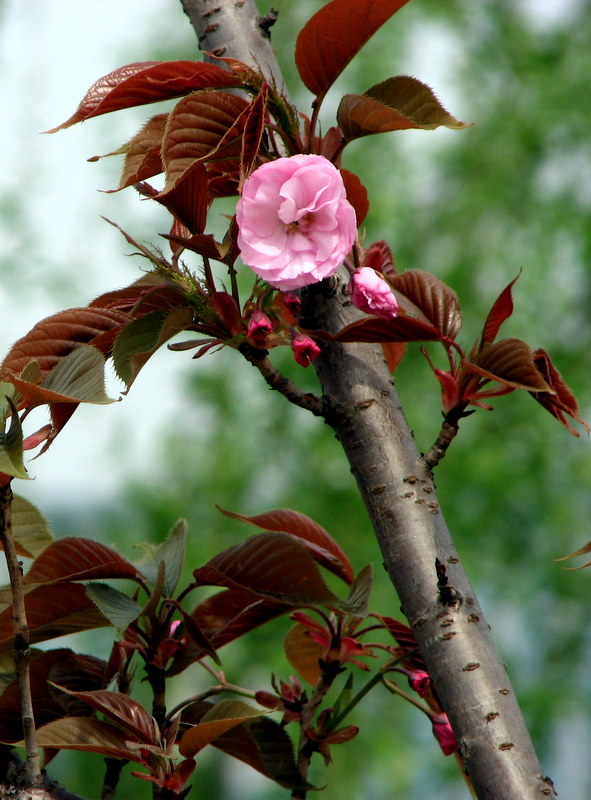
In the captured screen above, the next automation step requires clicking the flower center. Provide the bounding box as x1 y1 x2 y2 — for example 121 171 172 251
285 212 313 236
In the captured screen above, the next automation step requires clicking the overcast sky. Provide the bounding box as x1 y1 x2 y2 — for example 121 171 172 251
0 0 206 511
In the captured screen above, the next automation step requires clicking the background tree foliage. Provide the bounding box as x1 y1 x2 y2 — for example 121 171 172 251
2 1 590 798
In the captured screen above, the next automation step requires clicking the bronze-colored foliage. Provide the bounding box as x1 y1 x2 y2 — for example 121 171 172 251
337 76 470 141
47 60 243 132
218 506 354 584
194 532 342 606
0 307 130 384
295 0 412 98
23 537 141 586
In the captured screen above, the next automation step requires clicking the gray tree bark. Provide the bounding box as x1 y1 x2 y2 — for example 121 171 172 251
181 2 557 798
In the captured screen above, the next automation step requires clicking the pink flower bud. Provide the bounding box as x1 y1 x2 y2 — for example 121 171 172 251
281 292 302 315
237 155 357 291
408 669 431 698
291 334 321 368
246 309 273 346
431 712 458 755
348 267 398 319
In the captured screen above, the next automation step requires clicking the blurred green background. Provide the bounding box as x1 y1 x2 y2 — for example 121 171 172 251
2 0 591 798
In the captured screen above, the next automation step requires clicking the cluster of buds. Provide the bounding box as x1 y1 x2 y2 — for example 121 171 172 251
405 668 458 756
255 675 307 724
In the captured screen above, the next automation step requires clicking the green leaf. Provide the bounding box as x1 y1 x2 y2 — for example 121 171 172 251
10 495 53 558
179 699 265 757
112 309 193 389
0 396 27 479
41 345 115 404
332 673 355 720
342 564 373 617
85 583 142 631
133 519 187 597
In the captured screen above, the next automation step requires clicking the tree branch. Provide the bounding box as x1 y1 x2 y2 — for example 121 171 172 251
301 275 553 799
239 344 324 416
0 482 41 790
182 3 557 798
180 0 285 90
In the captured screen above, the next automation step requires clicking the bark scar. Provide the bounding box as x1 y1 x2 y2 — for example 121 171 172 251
435 558 463 606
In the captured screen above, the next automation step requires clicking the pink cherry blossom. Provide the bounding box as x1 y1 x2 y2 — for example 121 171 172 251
348 267 398 319
291 334 321 368
236 155 357 291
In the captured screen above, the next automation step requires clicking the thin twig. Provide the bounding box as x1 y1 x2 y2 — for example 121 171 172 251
0 481 41 788
239 345 324 416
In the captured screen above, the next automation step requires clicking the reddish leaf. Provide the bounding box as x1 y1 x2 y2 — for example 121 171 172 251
177 607 221 666
389 270 462 340
47 61 243 132
23 537 140 586
211 292 243 336
92 113 168 191
0 308 130 386
337 77 470 141
240 85 268 185
181 702 310 790
481 274 520 346
193 533 341 607
160 90 248 192
375 614 426 671
312 314 443 344
530 349 589 436
50 688 158 744
295 0 411 99
0 584 108 651
381 342 406 372
218 507 354 585
163 232 222 260
0 649 106 742
212 717 309 790
156 161 210 233
340 168 369 227
362 240 396 279
184 590 290 659
466 338 551 392
90 274 189 316
24 717 151 762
